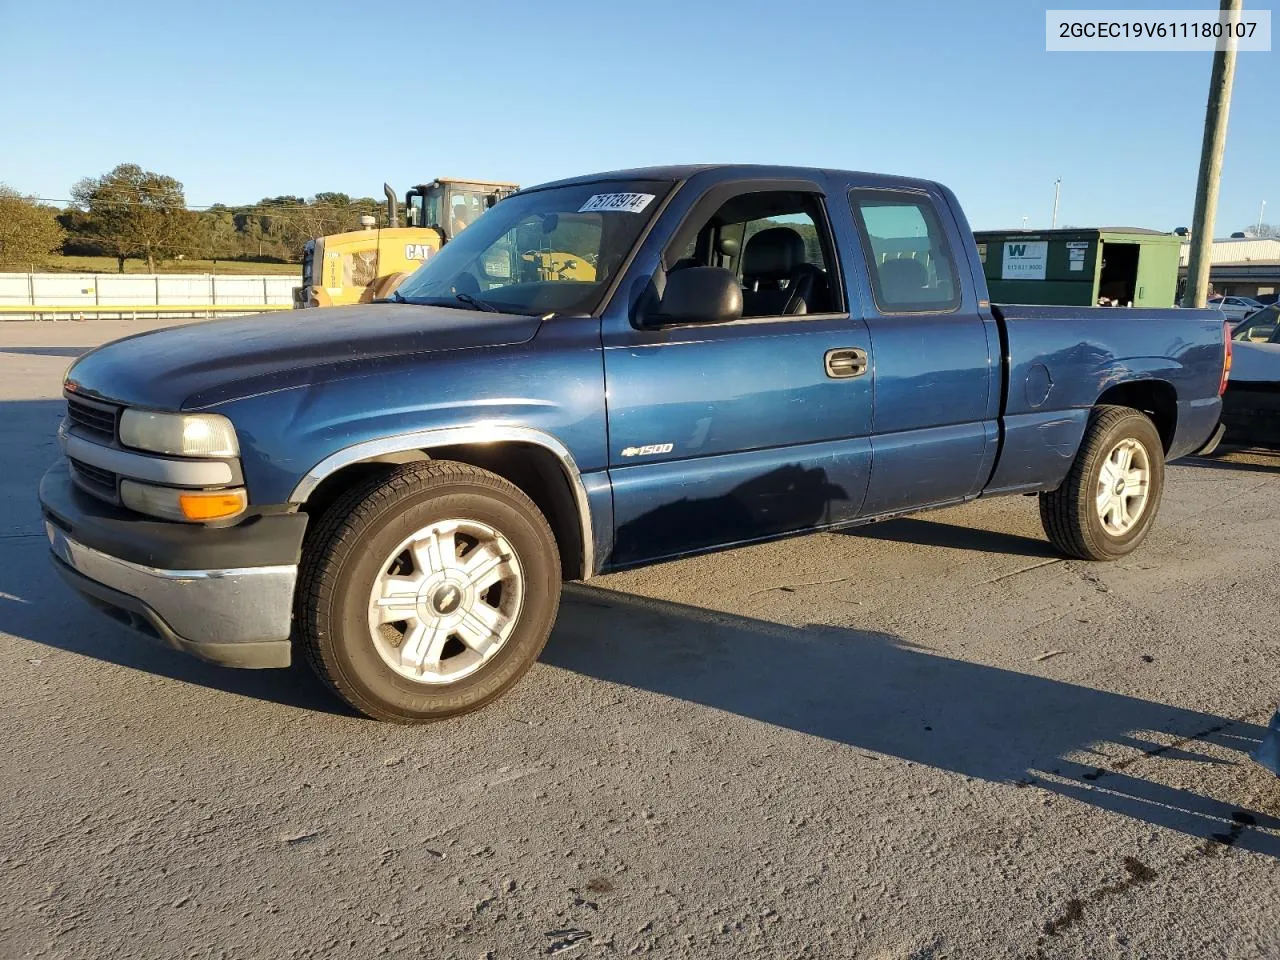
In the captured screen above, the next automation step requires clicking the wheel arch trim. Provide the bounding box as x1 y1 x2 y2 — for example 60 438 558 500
1093 376 1179 451
288 425 595 579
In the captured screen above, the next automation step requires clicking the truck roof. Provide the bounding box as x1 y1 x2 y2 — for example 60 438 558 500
528 164 946 194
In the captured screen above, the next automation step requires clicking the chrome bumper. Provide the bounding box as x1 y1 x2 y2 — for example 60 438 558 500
46 523 296 668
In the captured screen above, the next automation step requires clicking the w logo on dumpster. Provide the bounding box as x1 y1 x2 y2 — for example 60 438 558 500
1001 240 1048 280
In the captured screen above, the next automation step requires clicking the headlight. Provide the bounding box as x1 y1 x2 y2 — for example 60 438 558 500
120 480 248 522
119 410 239 458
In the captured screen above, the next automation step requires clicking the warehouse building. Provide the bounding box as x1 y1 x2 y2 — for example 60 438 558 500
1177 237 1280 301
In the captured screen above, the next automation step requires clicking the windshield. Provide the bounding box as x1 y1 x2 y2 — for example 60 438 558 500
395 180 671 316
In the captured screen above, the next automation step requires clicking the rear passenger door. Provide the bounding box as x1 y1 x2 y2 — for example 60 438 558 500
844 186 997 516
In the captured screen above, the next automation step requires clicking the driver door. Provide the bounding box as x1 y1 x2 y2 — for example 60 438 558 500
601 180 875 568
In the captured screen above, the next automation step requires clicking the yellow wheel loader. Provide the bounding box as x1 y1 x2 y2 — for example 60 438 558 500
293 179 519 309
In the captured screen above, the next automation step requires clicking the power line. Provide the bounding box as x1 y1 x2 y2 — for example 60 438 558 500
32 196 387 217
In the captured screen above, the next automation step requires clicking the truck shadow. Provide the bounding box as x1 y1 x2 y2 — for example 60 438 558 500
0 542 350 716
547 584 1280 859
1175 451 1280 475
839 516 1059 558
6 514 1279 853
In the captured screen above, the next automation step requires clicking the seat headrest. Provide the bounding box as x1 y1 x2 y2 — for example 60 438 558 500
879 257 928 302
743 227 805 281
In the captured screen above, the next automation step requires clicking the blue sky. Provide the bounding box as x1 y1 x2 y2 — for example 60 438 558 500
1 0 1274 234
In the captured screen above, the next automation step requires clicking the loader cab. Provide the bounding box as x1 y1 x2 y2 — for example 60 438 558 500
402 179 520 241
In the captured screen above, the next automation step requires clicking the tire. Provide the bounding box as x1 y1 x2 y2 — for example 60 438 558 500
296 461 561 722
1039 405 1166 561
368 271 411 301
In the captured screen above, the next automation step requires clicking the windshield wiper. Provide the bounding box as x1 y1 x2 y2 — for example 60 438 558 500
455 292 500 313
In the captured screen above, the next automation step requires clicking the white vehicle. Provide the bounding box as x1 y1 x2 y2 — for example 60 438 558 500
1209 295 1263 322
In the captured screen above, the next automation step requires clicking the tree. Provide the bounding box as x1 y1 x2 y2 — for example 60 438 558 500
193 205 241 261
0 186 66 269
57 207 109 256
1247 223 1280 239
70 163 195 272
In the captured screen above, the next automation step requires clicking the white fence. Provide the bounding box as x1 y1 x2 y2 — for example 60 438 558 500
0 273 298 320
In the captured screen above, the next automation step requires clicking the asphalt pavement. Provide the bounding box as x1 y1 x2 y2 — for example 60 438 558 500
1 319 1277 960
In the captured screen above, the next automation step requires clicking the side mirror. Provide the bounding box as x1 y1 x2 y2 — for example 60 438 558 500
653 267 742 326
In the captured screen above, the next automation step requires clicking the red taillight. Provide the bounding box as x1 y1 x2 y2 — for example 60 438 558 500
1220 321 1233 396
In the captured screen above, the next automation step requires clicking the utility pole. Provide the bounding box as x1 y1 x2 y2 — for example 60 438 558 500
1051 178 1062 229
1258 199 1267 233
1182 0 1241 307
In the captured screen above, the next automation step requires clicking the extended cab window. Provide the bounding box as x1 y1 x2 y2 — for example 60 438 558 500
666 190 840 318
849 191 960 314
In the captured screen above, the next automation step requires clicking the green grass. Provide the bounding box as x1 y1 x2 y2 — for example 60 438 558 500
26 255 299 276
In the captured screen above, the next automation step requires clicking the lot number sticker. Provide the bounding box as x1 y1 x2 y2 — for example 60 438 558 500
578 193 656 214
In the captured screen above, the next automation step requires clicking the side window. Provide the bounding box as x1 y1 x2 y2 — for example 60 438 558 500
664 190 841 319
849 190 960 314
425 192 443 231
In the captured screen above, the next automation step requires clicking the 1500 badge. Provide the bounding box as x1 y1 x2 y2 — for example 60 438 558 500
620 443 674 457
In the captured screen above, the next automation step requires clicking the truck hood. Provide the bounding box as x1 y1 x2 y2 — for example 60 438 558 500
64 303 543 410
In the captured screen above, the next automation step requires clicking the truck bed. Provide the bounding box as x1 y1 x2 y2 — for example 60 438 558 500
984 303 1226 494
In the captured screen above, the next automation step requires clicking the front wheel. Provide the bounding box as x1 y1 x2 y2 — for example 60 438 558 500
1039 405 1165 561
296 461 562 722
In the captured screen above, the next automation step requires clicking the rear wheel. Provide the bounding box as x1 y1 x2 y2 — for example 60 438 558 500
1039 405 1165 561
297 461 561 722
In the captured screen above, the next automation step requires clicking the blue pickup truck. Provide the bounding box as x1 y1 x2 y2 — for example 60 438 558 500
40 165 1231 721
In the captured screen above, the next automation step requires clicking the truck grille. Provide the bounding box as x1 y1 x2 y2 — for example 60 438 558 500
66 395 119 442
69 457 119 501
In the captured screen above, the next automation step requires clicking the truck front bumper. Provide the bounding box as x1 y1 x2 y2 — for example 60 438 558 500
40 462 305 669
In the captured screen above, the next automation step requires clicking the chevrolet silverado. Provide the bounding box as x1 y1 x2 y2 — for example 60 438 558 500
40 165 1231 721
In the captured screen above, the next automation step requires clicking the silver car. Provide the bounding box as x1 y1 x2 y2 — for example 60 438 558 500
1209 295 1264 322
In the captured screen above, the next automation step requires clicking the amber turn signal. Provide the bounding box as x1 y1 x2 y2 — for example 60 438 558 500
178 489 249 521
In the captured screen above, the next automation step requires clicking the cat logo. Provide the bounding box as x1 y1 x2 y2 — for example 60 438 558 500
620 443 674 457
404 243 435 261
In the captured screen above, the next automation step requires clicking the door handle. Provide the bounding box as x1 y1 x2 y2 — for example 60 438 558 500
824 347 868 379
